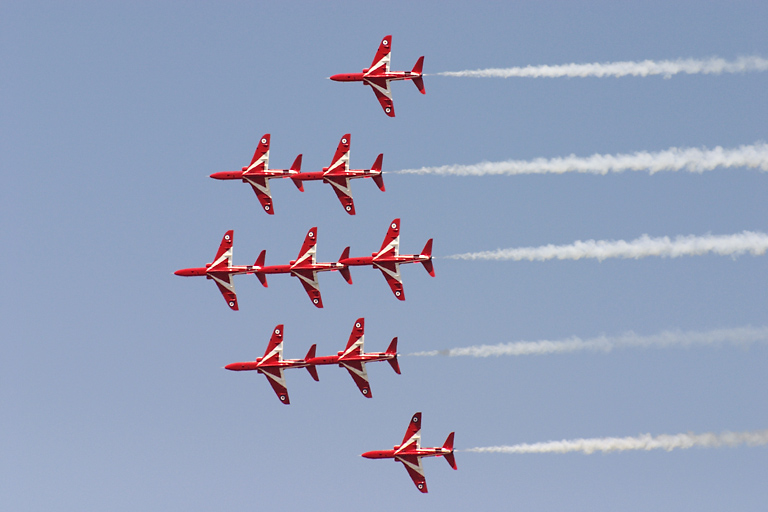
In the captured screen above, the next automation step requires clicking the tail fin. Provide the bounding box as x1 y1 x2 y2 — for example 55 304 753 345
291 176 305 192
371 154 385 191
304 344 319 381
338 247 353 284
290 154 303 172
255 249 266 267
412 56 424 75
385 337 401 374
420 239 435 276
443 432 457 470
412 57 425 94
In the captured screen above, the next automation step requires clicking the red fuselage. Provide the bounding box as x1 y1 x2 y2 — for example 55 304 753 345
305 350 395 367
339 253 430 268
209 168 298 181
361 446 451 460
291 168 382 182
330 71 420 83
173 264 253 278
225 357 307 372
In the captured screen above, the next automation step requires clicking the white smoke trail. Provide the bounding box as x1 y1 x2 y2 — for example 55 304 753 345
435 56 768 79
408 326 768 357
446 231 768 262
464 429 768 455
396 142 768 176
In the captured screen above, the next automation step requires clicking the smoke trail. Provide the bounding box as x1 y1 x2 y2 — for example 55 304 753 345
434 56 768 79
464 429 768 455
408 326 768 357
396 142 768 176
446 231 768 262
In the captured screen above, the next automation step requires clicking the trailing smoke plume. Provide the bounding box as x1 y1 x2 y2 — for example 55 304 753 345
434 56 768 79
396 143 768 176
408 326 768 357
464 429 768 454
446 231 768 262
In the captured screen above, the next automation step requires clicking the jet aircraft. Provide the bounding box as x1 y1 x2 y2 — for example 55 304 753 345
209 134 302 214
225 324 313 404
303 318 400 397
330 35 425 117
290 133 384 215
338 218 434 300
362 412 456 493
251 226 346 308
174 230 251 311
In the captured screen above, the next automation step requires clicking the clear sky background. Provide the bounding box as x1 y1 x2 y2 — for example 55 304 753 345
2 1 767 510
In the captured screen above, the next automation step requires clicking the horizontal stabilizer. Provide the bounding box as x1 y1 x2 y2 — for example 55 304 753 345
421 239 435 276
291 176 305 192
371 154 385 191
255 272 268 288
291 154 303 172
443 432 457 470
305 344 319 381
339 247 353 284
387 336 401 374
413 76 425 94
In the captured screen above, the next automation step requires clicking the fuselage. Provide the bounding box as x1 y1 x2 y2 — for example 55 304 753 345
209 167 298 181
255 261 345 276
174 264 253 278
330 70 420 83
225 357 307 372
306 351 393 367
361 446 451 460
292 168 382 182
339 253 429 267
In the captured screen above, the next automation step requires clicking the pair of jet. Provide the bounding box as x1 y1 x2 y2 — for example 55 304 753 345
211 133 383 215
225 318 398 403
174 218 434 310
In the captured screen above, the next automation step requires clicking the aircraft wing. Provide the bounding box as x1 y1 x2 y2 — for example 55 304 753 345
292 269 323 308
342 318 365 355
378 218 401 255
396 455 428 493
248 134 270 169
324 175 356 215
365 77 395 117
340 360 372 397
325 134 350 174
260 325 284 364
367 35 391 75
400 412 422 449
259 366 290 404
377 262 404 300
244 175 275 214
294 227 317 266
210 230 234 270
209 271 239 311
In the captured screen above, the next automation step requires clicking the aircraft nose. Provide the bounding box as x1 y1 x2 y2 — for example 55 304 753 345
224 363 239 371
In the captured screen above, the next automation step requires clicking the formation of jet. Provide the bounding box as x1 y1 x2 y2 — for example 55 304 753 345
210 133 384 215
225 319 400 404
174 220 433 310
362 412 456 493
330 35 425 117
175 227 343 310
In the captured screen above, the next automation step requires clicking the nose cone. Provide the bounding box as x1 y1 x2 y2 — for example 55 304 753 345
225 363 242 371
174 267 205 277
361 451 378 459
210 171 243 180
329 73 345 82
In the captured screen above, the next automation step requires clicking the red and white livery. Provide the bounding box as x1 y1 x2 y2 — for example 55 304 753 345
174 230 252 311
362 412 456 493
225 324 314 404
252 227 347 308
303 318 400 398
209 134 302 214
290 133 384 215
339 218 434 300
330 35 425 117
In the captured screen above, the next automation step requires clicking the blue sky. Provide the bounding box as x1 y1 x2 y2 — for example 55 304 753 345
2 2 767 510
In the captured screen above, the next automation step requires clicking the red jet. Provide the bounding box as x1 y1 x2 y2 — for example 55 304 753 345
339 218 434 300
330 35 425 117
225 324 313 404
304 318 400 398
290 133 384 215
209 134 302 215
174 230 250 311
362 412 456 493
252 226 346 309
175 228 345 310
